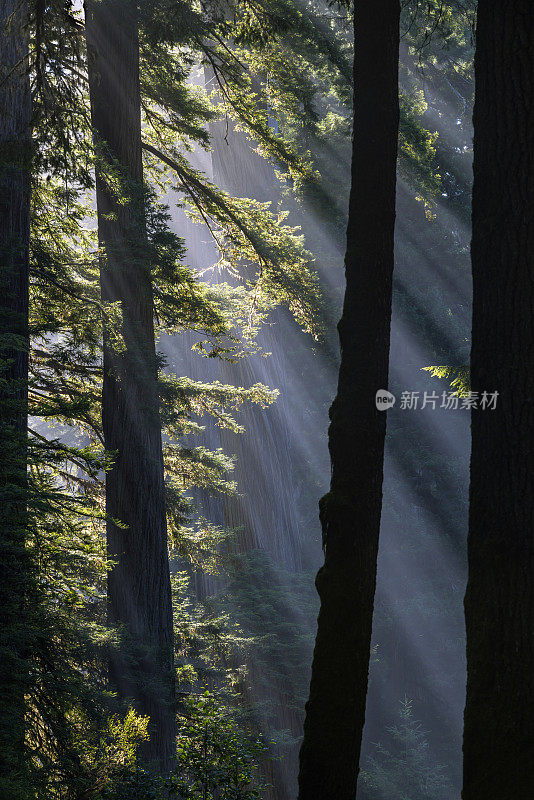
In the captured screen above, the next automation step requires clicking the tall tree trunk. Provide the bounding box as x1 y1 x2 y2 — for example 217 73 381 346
85 0 175 771
297 3 400 799
0 0 31 786
208 99 303 800
463 3 534 798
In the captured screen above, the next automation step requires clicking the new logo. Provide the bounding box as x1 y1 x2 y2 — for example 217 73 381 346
375 390 396 410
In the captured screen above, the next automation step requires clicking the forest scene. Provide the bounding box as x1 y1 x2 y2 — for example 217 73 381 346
1 0 533 798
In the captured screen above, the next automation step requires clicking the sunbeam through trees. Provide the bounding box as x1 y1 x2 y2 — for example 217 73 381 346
1 1 532 799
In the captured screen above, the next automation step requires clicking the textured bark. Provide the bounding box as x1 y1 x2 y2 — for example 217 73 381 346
0 0 31 781
462 3 534 798
85 0 175 771
297 3 400 799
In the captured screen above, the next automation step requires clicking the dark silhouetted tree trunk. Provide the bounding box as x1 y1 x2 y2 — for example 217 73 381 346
85 0 175 771
297 2 400 799
463 3 534 798
0 0 31 785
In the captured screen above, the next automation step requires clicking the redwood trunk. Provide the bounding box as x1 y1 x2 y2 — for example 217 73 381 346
463 3 534 798
0 0 31 781
297 3 400 799
85 0 175 771
208 96 302 800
